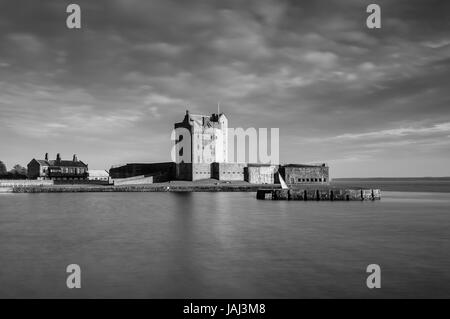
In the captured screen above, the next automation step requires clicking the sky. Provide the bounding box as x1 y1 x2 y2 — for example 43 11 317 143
0 0 449 177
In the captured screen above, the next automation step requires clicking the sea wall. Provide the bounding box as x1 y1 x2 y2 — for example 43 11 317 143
12 184 281 193
0 179 54 187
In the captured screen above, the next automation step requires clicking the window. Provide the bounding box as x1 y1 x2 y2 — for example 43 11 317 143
298 178 301 182
324 178 327 182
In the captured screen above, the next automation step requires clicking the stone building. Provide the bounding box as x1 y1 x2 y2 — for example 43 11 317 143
245 164 279 184
174 110 228 181
27 153 88 180
279 164 329 185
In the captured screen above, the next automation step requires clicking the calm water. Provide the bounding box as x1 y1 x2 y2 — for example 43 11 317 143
1 189 450 298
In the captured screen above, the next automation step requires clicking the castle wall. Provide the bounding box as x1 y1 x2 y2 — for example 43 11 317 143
176 163 192 180
110 162 175 179
245 165 279 184
211 162 246 181
192 163 212 181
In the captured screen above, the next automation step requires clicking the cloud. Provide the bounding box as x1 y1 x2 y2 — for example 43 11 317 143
7 33 44 54
423 39 450 49
303 51 338 68
134 42 185 57
331 122 450 140
0 0 449 176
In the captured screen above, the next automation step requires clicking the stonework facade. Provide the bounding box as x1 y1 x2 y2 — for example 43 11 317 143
174 110 228 180
212 163 246 181
175 110 228 164
279 164 330 185
245 164 279 184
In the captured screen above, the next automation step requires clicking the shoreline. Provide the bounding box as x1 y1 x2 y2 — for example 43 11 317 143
7 183 282 193
2 178 450 193
4 183 380 201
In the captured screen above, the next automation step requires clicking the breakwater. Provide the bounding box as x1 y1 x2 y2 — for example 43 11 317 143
9 184 281 193
256 188 381 201
3 184 381 199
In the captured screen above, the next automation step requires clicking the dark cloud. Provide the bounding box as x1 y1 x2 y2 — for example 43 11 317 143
0 0 449 176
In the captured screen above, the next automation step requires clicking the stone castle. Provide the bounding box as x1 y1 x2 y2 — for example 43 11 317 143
175 110 228 164
109 110 330 185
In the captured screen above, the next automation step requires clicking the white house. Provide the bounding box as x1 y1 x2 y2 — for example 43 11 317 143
88 170 110 182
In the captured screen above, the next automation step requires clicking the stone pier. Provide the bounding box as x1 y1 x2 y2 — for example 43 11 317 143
256 188 381 201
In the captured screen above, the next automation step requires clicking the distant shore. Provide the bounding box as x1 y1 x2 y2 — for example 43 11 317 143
332 178 450 193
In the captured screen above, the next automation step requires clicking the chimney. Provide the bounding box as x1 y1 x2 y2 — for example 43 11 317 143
45 153 48 161
73 154 78 162
56 153 61 163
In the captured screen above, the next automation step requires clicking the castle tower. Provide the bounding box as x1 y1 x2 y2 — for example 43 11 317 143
174 110 228 180
174 110 228 164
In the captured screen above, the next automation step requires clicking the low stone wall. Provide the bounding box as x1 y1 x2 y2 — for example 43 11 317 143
54 180 110 186
0 179 54 187
113 175 154 186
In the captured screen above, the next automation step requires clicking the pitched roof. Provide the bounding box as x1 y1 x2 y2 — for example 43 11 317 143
33 159 87 168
